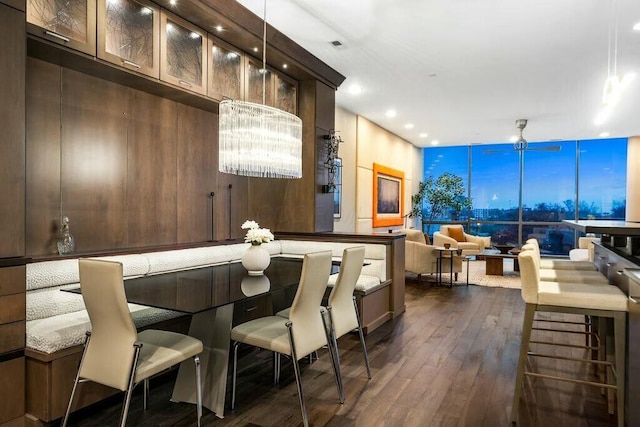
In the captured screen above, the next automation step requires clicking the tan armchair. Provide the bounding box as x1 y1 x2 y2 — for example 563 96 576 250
433 225 490 256
401 229 461 280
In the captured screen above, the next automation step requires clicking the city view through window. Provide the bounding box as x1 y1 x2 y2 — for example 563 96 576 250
422 138 627 255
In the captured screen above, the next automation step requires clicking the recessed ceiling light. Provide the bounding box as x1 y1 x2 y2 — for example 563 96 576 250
215 25 224 32
282 64 288 69
404 123 414 129
385 109 397 118
253 47 259 52
169 0 176 5
634 22 640 31
419 133 428 138
509 135 518 142
599 131 610 137
348 84 362 95
431 140 439 146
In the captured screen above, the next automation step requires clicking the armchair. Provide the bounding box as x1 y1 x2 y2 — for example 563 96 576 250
433 225 490 256
401 229 461 281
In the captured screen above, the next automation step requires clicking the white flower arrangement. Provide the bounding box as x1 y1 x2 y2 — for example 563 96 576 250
241 220 274 246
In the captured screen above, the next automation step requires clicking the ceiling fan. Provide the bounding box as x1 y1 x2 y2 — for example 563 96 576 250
483 119 562 154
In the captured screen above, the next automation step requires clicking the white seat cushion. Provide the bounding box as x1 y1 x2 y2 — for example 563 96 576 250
134 330 203 382
539 259 597 271
538 269 609 285
230 316 292 356
537 281 627 312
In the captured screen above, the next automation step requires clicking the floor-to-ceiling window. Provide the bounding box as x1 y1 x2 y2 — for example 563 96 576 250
422 138 627 255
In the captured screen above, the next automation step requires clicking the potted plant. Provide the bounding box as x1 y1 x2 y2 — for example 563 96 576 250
410 173 472 236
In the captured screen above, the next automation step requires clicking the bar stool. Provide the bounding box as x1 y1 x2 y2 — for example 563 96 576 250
525 238 599 271
511 249 627 427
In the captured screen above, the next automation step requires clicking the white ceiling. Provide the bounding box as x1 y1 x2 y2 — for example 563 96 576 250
238 0 640 148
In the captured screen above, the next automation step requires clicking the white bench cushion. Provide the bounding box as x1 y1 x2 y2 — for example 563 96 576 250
26 304 183 354
26 285 84 321
27 259 79 291
145 246 233 275
327 273 382 293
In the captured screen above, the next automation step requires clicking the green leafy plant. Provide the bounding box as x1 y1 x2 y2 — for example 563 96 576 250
410 173 472 235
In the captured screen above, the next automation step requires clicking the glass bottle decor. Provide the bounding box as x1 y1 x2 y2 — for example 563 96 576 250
57 216 75 255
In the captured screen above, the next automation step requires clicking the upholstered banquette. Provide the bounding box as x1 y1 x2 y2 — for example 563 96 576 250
24 237 400 423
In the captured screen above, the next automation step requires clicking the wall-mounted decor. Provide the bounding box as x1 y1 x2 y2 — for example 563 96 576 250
372 163 404 228
322 130 343 193
333 158 342 218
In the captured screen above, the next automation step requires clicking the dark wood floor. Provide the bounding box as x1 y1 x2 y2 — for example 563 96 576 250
65 277 618 426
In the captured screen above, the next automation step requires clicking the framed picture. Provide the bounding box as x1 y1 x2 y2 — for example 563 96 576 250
372 163 404 227
333 158 342 218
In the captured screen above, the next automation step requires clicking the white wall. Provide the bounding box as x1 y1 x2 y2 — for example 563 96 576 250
333 107 423 233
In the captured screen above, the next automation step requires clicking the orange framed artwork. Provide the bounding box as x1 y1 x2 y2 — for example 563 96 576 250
372 163 404 228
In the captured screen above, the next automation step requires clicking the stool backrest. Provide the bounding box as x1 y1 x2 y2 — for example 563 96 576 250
288 251 332 359
78 259 138 391
518 248 540 304
329 246 365 337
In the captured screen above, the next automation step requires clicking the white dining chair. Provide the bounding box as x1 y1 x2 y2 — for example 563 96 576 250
230 251 341 427
62 259 204 427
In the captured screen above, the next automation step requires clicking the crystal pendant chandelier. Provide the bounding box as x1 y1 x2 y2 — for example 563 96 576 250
218 0 303 179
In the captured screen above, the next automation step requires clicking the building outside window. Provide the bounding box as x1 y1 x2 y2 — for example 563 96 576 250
422 138 627 255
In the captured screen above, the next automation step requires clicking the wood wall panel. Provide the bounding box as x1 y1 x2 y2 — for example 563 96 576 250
0 266 25 297
0 357 25 424
315 127 334 232
176 104 216 243
127 91 178 247
26 59 61 256
0 294 26 324
0 322 25 354
315 80 335 132
217 174 249 240
61 69 128 252
0 5 25 257
0 0 25 11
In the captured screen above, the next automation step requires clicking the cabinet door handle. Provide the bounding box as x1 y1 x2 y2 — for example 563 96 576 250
617 270 624 275
122 59 141 69
246 306 257 312
45 30 70 43
630 296 640 304
179 80 193 87
606 262 614 267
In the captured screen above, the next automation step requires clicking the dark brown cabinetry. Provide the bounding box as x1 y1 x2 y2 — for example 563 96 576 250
246 59 273 105
276 73 298 115
160 10 207 95
97 0 160 78
0 264 26 425
207 36 244 101
0 4 26 259
26 0 96 55
594 243 640 427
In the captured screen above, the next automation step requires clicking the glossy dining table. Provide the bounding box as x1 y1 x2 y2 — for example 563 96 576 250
92 257 337 418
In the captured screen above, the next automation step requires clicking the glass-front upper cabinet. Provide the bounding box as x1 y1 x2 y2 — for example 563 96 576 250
97 0 159 78
275 74 298 115
207 37 244 101
27 0 96 55
160 10 206 95
246 59 273 106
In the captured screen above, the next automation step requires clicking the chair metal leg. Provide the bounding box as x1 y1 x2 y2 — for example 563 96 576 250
353 296 372 379
143 378 149 410
323 306 345 403
273 352 281 385
62 333 92 427
194 355 202 427
231 341 240 410
286 322 309 427
511 303 536 425
120 343 143 427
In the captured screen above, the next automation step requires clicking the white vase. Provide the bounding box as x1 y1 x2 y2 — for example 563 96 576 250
241 244 271 275
240 275 271 296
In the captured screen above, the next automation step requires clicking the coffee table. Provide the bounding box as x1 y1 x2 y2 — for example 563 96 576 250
482 253 519 276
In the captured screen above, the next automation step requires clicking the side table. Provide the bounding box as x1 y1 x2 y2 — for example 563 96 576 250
434 246 458 287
